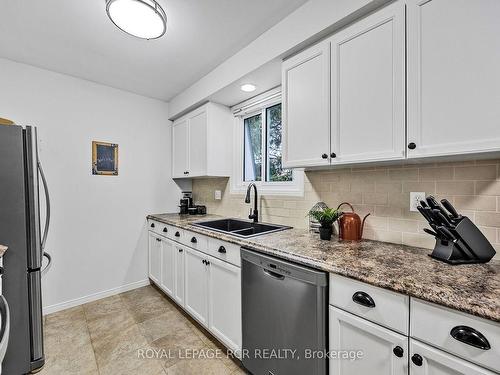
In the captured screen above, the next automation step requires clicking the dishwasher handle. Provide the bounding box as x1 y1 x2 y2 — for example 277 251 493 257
263 268 285 280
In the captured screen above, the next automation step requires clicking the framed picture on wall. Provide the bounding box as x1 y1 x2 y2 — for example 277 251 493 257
92 141 118 175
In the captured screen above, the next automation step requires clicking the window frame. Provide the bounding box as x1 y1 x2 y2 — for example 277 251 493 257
231 93 304 197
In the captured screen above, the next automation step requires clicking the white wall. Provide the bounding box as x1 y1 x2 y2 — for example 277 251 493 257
0 58 179 313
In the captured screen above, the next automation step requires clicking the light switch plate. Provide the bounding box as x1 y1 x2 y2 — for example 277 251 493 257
410 192 426 212
214 190 222 200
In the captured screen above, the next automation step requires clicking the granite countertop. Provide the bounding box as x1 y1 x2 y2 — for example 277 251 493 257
148 213 500 323
0 245 7 257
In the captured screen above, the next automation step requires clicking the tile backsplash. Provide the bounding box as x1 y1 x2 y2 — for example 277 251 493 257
192 159 500 255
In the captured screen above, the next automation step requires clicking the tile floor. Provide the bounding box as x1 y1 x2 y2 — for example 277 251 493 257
40 285 247 375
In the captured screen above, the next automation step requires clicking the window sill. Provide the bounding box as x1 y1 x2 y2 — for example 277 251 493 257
230 170 304 197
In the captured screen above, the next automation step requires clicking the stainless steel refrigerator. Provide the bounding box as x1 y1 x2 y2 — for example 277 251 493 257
0 125 51 374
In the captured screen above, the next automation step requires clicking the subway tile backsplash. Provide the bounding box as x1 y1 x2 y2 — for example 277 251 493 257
192 159 500 256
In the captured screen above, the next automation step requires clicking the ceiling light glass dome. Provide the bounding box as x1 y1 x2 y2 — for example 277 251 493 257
106 0 167 40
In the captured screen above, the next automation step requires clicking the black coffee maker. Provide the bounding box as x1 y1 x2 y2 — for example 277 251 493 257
179 191 193 214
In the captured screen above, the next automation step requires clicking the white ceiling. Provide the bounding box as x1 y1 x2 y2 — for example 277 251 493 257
0 0 308 101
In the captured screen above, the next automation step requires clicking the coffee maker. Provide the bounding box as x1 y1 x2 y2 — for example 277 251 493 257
179 191 193 214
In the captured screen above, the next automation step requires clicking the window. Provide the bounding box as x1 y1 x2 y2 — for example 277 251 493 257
243 103 292 183
232 89 303 196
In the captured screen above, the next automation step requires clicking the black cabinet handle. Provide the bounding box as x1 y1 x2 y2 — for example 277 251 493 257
321 153 328 159
191 237 197 243
183 171 190 175
352 291 376 308
411 354 423 366
206 260 210 266
450 326 491 350
163 227 168 233
218 246 226 254
408 142 416 150
156 238 161 242
393 346 404 358
175 231 180 237
178 249 183 253
330 152 337 158
202 259 206 265
150 223 155 228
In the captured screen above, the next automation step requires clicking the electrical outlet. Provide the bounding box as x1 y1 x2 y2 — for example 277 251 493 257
214 190 222 200
410 192 426 212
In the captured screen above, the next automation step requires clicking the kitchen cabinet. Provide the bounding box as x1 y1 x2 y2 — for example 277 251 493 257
406 0 500 158
160 239 175 297
172 102 233 179
184 247 209 327
173 244 185 307
208 256 241 352
409 339 496 375
329 306 408 375
148 232 161 285
282 40 330 168
329 1 405 164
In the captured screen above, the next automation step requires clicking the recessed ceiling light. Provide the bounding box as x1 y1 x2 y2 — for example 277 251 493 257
106 0 167 40
241 84 257 92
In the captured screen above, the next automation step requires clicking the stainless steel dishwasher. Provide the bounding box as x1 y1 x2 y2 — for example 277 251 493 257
241 248 328 375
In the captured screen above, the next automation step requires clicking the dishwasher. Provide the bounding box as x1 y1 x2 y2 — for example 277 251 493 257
241 248 328 375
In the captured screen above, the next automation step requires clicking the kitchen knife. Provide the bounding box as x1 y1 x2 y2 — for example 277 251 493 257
426 195 453 221
423 228 439 237
440 199 461 220
419 200 428 208
432 209 455 229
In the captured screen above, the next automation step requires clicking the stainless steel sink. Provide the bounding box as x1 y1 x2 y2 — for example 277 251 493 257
192 218 291 238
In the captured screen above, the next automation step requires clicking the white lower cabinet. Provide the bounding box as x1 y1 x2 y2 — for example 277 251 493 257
148 232 161 285
329 306 408 375
409 339 496 375
173 244 185 307
184 247 209 327
208 257 242 352
160 239 175 297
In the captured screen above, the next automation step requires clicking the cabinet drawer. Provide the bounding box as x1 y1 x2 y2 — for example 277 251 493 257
410 298 500 373
181 230 208 252
148 219 165 236
207 238 240 267
329 274 409 334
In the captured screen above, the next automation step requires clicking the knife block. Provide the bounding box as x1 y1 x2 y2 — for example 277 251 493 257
430 217 496 264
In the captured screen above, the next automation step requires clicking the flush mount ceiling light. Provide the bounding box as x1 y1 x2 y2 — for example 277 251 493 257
241 84 257 92
106 0 167 40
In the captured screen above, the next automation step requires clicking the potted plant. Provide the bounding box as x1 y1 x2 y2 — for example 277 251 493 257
308 207 343 241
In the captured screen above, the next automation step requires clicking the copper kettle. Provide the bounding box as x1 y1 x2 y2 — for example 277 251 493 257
337 202 370 241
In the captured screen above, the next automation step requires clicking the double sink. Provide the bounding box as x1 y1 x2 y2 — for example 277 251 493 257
192 218 291 238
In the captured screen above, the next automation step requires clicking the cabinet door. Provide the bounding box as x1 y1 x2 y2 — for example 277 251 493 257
407 0 500 158
329 306 408 375
410 339 496 375
148 232 161 285
160 239 175 297
187 108 207 177
208 257 241 352
184 247 209 327
172 118 189 178
330 1 405 164
282 40 331 168
173 245 185 307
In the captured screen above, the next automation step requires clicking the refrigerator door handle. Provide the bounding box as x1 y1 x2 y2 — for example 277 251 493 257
41 252 52 277
0 295 11 363
38 161 50 251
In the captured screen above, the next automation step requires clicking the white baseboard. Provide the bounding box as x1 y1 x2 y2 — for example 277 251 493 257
43 279 151 316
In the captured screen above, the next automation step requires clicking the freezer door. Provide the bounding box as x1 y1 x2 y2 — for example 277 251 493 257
28 270 44 369
25 126 43 270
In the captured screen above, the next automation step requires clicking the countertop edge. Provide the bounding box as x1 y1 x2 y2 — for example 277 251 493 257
147 214 500 323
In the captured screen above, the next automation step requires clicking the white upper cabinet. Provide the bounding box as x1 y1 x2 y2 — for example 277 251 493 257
282 40 331 168
172 102 233 178
329 1 405 164
407 0 500 158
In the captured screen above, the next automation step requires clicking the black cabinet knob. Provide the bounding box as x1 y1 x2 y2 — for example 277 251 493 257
393 346 404 358
330 152 337 158
175 231 180 237
163 227 168 233
202 259 206 265
352 291 376 308
206 260 210 266
218 246 226 254
150 223 155 228
411 354 423 366
408 142 416 150
191 237 197 243
321 153 328 159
